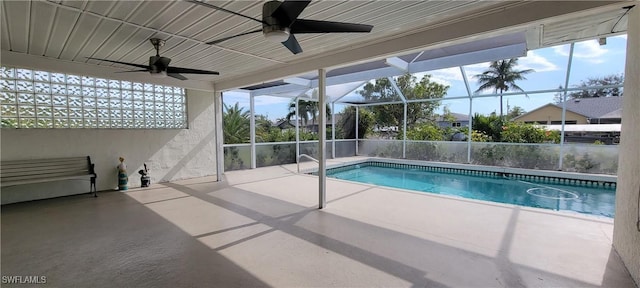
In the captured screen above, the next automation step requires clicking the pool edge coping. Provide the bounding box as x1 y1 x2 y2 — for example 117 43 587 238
302 157 617 185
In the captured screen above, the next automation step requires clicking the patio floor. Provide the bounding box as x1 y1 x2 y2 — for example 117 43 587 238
1 158 636 287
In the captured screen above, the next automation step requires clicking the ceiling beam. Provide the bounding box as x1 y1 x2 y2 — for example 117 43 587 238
215 1 625 91
385 57 409 72
247 42 526 97
407 43 526 73
283 77 312 87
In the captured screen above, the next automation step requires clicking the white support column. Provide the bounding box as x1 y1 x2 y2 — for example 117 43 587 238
559 43 575 170
295 97 300 161
613 5 640 285
460 66 473 163
403 103 407 158
318 68 327 209
388 77 408 159
250 95 256 169
355 106 359 155
214 91 224 181
331 102 336 159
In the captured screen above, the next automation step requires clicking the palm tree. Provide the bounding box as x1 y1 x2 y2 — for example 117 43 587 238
286 99 312 131
474 58 534 117
285 99 331 132
223 103 250 144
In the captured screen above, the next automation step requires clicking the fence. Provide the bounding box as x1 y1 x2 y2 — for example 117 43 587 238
224 139 357 171
225 139 618 175
358 139 618 175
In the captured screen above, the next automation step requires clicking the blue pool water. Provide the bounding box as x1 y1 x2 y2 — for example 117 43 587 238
327 165 616 217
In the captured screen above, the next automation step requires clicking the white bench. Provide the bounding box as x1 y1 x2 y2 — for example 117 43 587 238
1 156 97 201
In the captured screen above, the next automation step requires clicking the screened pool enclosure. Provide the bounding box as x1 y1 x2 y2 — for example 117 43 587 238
222 32 625 176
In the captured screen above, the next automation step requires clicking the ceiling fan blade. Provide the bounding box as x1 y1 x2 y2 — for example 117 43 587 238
87 57 148 70
271 0 311 27
282 34 302 55
167 66 220 75
206 29 263 45
184 0 266 25
290 19 373 33
114 69 149 73
168 73 188 81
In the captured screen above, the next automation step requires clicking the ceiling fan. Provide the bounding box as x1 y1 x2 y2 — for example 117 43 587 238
190 0 373 55
87 38 220 80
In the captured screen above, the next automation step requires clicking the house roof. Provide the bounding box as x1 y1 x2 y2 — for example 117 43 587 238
272 119 296 128
513 97 623 121
598 109 623 119
437 112 470 122
557 97 623 119
511 103 557 121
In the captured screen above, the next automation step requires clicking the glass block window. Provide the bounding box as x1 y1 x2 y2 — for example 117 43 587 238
0 66 187 129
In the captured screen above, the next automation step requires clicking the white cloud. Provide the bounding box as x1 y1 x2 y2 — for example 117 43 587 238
553 40 608 64
425 68 463 87
517 50 558 72
428 76 452 87
462 62 490 77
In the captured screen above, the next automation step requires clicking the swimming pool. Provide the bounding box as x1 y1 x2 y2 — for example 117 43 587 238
326 163 616 217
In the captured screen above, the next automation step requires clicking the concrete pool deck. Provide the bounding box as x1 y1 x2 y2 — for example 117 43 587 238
1 160 636 287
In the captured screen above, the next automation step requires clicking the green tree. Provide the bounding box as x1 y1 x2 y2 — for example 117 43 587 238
406 124 444 141
474 58 534 117
500 122 559 143
568 74 624 99
357 73 449 128
223 102 250 144
254 115 276 142
506 106 526 120
337 106 374 139
472 113 503 142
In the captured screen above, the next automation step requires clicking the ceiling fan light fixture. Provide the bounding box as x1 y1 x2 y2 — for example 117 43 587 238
263 27 290 43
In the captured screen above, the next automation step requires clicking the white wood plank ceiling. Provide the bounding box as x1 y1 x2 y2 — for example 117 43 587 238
1 1 632 91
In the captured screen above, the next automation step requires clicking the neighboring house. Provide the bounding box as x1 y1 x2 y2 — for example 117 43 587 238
296 113 342 133
513 97 623 124
541 124 621 145
514 97 623 145
436 112 470 128
272 119 298 130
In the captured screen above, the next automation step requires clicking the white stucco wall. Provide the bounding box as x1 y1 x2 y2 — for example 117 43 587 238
613 5 640 286
1 89 217 203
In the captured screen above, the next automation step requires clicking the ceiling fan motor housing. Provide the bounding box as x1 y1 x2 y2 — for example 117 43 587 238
262 1 290 42
148 56 171 74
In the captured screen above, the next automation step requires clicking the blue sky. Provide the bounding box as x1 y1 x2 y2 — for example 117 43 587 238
223 35 627 120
